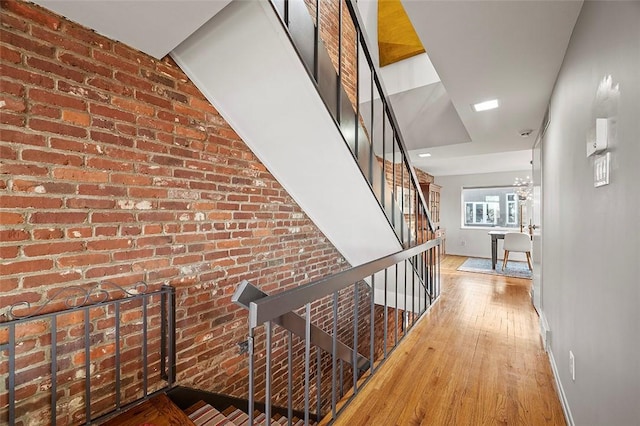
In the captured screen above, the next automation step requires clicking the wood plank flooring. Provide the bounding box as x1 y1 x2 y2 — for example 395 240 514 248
332 255 565 426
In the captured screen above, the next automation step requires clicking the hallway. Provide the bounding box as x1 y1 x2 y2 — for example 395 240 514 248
332 256 565 425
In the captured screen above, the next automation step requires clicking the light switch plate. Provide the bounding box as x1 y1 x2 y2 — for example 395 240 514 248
594 152 610 187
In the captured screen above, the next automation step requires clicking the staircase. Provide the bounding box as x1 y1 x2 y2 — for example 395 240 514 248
171 0 433 269
186 400 315 426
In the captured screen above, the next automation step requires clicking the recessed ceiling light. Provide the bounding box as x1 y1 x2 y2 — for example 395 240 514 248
418 153 432 158
472 99 499 112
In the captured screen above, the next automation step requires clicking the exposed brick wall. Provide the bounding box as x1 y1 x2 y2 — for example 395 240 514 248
304 0 358 110
0 1 352 423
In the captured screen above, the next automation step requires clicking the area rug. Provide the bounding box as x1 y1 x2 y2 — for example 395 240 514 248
457 257 532 279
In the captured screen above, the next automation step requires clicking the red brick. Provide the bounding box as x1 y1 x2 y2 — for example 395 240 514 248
78 184 126 197
12 179 76 194
22 149 83 166
114 70 153 92
29 88 87 110
29 118 87 138
53 168 109 183
0 211 24 224
65 198 115 209
89 130 134 148
0 8 29 31
50 137 100 154
0 195 62 209
111 173 152 186
91 212 135 223
128 187 168 199
112 248 152 261
3 0 61 30
30 25 89 56
135 91 171 110
22 270 82 288
0 94 25 112
89 103 135 123
87 239 132 251
61 21 112 50
58 52 111 77
95 225 118 237
30 103 60 119
85 264 131 279
26 56 85 83
66 227 92 239
57 80 110 102
62 109 90 125
0 161 45 176
0 277 19 292
32 228 65 240
0 258 52 275
0 44 22 63
0 78 24 97
57 253 110 267
30 211 87 224
0 110 24 126
0 144 17 160
111 96 155 116
0 63 55 88
0 245 19 259
23 241 84 257
0 28 55 57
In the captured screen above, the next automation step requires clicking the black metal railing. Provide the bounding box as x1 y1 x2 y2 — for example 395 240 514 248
0 283 176 425
270 0 435 247
236 238 441 425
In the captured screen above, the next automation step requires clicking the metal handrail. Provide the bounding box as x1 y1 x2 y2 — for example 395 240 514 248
344 0 435 233
269 0 435 248
249 238 439 328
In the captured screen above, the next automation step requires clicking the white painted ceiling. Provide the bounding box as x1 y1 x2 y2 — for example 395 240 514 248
400 0 583 176
33 0 232 59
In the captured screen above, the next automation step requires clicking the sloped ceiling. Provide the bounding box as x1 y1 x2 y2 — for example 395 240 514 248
33 0 232 59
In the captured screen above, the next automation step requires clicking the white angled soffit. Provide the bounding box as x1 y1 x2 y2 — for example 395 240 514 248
33 0 233 59
171 0 403 266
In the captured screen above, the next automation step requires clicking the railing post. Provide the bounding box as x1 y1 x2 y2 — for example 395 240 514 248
248 326 255 426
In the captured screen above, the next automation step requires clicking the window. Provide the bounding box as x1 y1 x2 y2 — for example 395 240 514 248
506 193 518 225
461 186 519 228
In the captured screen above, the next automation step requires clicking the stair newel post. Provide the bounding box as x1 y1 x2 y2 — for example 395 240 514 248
369 274 375 376
265 321 272 426
304 303 311 426
248 326 255 426
288 331 293 426
352 282 359 395
316 347 322 422
383 267 388 359
394 263 398 348
331 291 338 420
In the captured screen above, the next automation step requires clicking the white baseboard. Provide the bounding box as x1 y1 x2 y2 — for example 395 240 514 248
539 312 551 349
547 346 575 426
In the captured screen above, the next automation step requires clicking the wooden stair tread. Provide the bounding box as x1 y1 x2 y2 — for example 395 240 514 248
101 394 196 426
187 401 231 426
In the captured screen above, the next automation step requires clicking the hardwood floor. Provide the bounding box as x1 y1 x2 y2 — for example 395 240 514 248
332 255 565 426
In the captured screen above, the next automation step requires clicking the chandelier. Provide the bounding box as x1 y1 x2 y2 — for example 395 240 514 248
513 176 533 201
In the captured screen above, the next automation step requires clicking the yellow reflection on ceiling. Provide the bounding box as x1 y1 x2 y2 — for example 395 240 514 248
378 0 425 67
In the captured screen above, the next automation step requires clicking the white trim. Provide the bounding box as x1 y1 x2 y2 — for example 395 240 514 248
547 346 575 426
539 312 550 349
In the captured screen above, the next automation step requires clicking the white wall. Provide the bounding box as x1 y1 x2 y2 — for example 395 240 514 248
541 2 640 425
435 170 530 260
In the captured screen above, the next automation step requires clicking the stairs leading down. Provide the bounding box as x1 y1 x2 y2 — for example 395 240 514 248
186 400 315 426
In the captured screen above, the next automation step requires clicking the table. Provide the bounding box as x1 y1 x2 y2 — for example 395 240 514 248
488 231 507 270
